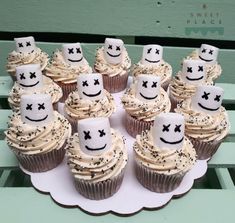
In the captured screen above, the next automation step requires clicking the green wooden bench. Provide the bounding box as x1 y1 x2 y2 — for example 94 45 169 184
0 0 235 222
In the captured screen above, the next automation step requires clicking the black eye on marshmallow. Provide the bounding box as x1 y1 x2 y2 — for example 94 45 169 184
38 103 45 110
174 125 181 132
202 91 210 100
198 66 203 72
98 129 106 137
214 95 221 102
151 81 158 88
26 41 31 47
84 131 91 140
82 81 88 87
142 81 148 88
163 124 170 132
108 45 112 50
94 79 99 85
26 104 32 110
68 48 74 54
187 67 193 73
20 73 25 80
30 72 36 79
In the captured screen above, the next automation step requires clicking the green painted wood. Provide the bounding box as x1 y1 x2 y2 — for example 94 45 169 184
0 141 17 169
215 168 234 189
0 188 234 222
0 76 13 99
0 0 234 41
1 41 235 83
0 170 12 187
209 142 235 168
0 109 11 132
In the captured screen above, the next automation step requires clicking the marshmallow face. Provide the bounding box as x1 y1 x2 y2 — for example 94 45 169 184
20 94 54 126
198 44 219 65
77 73 104 101
141 45 163 65
135 74 161 102
16 64 43 90
14 36 36 53
152 113 185 150
104 38 124 64
77 117 112 155
181 60 206 85
191 85 224 115
62 43 84 66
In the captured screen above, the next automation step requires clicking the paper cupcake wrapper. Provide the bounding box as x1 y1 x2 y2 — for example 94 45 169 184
161 78 171 92
125 113 154 138
65 114 78 134
74 170 125 200
135 160 184 193
11 144 66 173
187 136 223 160
101 71 129 93
9 73 17 82
57 82 77 103
169 91 183 112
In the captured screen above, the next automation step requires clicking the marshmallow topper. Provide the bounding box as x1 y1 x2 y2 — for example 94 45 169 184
77 117 112 155
141 44 163 65
198 44 219 65
62 43 84 66
14 36 36 53
181 60 206 85
16 64 43 90
77 73 104 101
135 74 161 102
191 85 224 115
20 94 54 126
152 113 185 150
104 38 124 64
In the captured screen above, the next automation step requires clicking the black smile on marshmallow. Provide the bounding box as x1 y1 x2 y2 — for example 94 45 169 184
186 76 204 81
68 57 83 62
160 137 184 145
198 103 220 111
83 90 101 97
85 144 107 151
107 52 121 58
199 56 213 62
20 81 39 88
145 58 160 63
25 115 48 122
140 92 158 100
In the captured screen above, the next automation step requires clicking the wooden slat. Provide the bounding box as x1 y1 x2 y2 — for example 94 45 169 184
0 188 234 222
1 41 235 83
0 170 12 187
0 0 234 41
215 168 234 189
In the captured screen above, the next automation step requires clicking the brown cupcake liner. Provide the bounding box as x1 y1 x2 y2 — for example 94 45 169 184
57 82 77 103
169 92 183 112
65 114 78 134
161 78 171 92
11 143 66 173
125 113 154 138
102 72 129 93
9 73 17 82
187 136 223 160
135 160 184 193
74 170 125 200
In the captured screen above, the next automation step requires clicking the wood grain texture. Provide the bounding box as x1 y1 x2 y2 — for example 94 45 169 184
0 0 234 40
1 41 235 83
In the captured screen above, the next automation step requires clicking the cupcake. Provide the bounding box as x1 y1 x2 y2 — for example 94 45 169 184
175 85 230 160
64 73 116 133
5 94 72 172
6 36 49 81
94 38 131 93
134 113 196 193
45 43 92 102
132 44 172 91
121 74 171 138
66 117 128 200
8 64 62 112
185 44 222 82
169 59 212 110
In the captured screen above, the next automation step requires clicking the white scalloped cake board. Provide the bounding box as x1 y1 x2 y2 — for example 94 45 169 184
21 78 208 215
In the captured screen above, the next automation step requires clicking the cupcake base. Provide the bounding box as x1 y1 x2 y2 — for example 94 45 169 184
135 160 184 193
187 136 223 160
125 113 154 138
57 82 77 103
74 170 125 200
169 92 183 112
161 78 171 92
102 72 129 93
12 144 66 173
